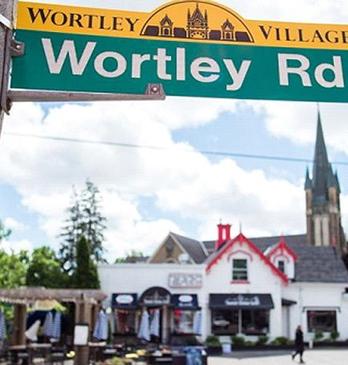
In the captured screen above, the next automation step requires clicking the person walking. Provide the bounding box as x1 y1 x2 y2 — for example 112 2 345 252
292 325 305 363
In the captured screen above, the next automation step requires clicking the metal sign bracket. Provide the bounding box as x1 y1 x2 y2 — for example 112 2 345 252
10 39 25 57
8 83 166 103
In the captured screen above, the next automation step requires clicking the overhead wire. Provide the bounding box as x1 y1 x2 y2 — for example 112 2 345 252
4 131 348 166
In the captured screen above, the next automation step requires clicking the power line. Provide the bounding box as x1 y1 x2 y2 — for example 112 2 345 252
4 131 348 166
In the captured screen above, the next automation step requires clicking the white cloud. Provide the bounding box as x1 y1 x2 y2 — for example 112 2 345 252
1 98 312 260
1 239 33 254
3 217 26 231
245 100 348 156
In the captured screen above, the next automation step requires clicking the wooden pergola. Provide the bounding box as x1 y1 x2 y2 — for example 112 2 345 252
0 287 108 365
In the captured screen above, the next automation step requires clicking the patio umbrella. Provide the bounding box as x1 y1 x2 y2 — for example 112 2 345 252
149 309 160 338
43 311 54 337
193 311 202 335
0 311 6 340
93 310 108 341
51 311 62 339
137 310 150 342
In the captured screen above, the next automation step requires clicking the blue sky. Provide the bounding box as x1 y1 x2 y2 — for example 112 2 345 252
1 0 348 259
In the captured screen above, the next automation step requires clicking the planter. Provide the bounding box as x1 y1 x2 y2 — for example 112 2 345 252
231 344 293 351
205 346 222 356
312 341 348 348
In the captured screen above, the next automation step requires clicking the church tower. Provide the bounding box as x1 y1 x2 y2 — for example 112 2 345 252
305 112 345 251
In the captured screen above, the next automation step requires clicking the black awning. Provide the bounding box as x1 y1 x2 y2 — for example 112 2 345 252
111 293 138 309
282 298 297 306
209 294 274 310
171 294 200 310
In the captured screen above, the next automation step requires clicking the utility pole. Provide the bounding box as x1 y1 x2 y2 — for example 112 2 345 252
0 0 17 132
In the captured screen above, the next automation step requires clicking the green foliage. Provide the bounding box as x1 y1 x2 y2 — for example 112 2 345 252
73 236 100 289
231 335 245 346
26 246 68 288
270 336 289 345
59 181 107 274
314 330 324 341
330 330 339 341
107 357 125 365
256 335 269 345
0 220 11 241
205 335 221 347
115 250 145 263
244 340 255 346
0 250 27 288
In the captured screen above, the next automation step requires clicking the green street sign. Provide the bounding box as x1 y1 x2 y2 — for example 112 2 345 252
11 1 348 102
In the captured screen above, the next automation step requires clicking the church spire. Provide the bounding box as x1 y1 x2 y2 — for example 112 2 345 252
312 111 330 204
305 110 344 250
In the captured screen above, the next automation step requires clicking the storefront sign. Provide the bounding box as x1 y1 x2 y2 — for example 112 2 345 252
210 293 274 309
111 293 138 309
171 294 200 309
168 273 203 288
225 295 260 307
11 1 348 102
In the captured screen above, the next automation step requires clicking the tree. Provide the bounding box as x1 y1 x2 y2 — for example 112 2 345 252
59 188 82 273
59 181 107 274
80 180 107 263
115 250 146 263
26 247 68 288
73 236 100 289
0 220 11 241
0 250 27 288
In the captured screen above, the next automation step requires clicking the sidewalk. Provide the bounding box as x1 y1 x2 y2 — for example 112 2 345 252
208 349 348 365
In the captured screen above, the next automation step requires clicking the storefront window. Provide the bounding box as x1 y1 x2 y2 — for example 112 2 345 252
212 309 270 335
241 310 269 335
114 309 136 334
173 310 195 334
211 310 239 335
307 310 337 332
232 259 248 280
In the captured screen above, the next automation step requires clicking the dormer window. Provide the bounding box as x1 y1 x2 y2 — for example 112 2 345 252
277 260 285 273
232 259 248 281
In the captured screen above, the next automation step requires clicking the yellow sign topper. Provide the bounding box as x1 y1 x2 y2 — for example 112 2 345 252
16 0 348 50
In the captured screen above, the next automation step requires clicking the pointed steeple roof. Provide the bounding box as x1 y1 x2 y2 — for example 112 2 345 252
304 167 312 190
312 111 331 203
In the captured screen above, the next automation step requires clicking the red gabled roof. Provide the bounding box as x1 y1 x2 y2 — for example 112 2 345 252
206 233 288 284
266 236 298 261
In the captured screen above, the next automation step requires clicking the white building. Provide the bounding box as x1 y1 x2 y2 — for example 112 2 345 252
99 228 348 344
98 113 348 344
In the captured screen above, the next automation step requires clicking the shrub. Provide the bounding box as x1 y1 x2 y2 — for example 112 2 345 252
271 336 289 345
256 335 269 345
232 335 245 346
205 335 221 347
108 357 125 365
245 340 255 346
314 331 324 341
330 331 339 341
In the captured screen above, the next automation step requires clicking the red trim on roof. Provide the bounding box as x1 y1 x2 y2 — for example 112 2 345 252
206 233 288 284
266 237 298 261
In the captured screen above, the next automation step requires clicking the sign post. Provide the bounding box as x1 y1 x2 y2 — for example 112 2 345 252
0 0 17 132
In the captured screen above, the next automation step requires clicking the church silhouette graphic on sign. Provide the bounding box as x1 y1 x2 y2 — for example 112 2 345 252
142 4 252 42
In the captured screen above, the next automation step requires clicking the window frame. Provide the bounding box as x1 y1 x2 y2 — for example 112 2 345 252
232 258 248 281
277 260 285 273
307 310 337 333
